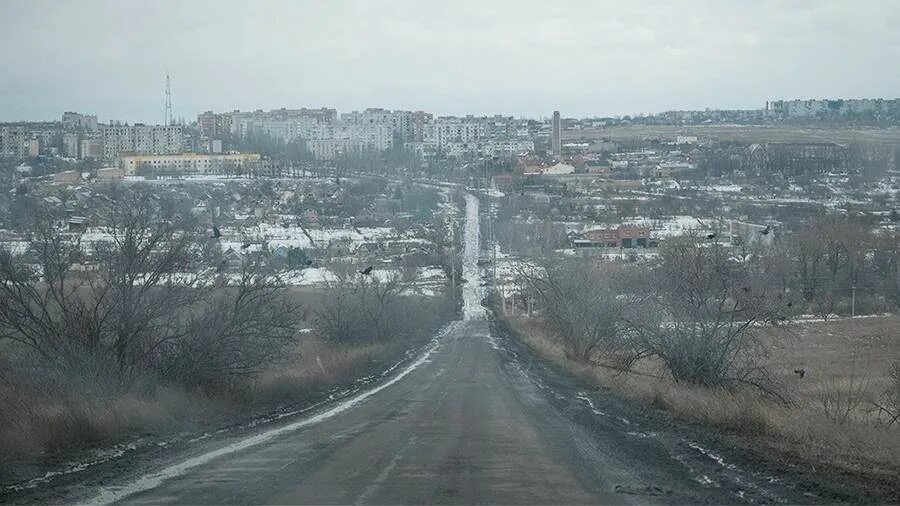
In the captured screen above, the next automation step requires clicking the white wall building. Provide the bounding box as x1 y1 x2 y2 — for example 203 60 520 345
100 124 183 160
423 118 484 151
119 152 261 175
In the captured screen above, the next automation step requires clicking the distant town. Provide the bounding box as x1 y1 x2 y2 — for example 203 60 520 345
2 97 900 178
2 96 900 265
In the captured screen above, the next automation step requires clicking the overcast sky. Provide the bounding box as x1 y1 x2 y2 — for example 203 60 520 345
2 0 899 123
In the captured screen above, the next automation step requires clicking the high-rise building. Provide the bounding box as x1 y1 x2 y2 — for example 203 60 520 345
0 126 27 157
341 108 415 141
423 117 484 150
119 152 261 175
61 112 98 132
100 123 183 160
551 110 561 157
63 132 80 157
197 111 234 137
79 138 104 159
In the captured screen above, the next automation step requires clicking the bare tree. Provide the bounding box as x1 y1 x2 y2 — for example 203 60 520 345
792 227 825 301
91 189 203 383
518 258 637 365
313 267 452 345
0 207 91 374
0 190 301 390
627 234 788 391
161 259 300 388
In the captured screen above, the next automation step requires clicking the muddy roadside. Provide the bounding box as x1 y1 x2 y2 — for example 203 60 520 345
489 313 900 504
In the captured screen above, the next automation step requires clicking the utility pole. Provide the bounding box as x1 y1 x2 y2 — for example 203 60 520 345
851 284 856 317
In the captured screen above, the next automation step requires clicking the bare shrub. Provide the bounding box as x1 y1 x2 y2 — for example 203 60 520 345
627 234 788 392
872 361 900 425
159 261 300 390
0 191 301 391
818 374 872 425
314 270 453 345
518 258 637 364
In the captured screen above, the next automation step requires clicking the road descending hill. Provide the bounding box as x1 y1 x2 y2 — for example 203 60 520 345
78 193 819 505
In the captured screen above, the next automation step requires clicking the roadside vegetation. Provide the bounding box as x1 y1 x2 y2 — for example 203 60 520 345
507 225 900 484
0 186 456 485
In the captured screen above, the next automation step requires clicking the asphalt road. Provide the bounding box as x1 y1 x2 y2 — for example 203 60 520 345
83 194 803 505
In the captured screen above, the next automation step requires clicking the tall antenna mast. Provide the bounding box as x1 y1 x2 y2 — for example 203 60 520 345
165 73 173 126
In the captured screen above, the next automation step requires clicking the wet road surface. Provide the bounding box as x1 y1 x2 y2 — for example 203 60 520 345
84 194 801 505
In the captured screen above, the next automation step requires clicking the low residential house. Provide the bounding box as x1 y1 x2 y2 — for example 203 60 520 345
96 167 124 182
586 165 611 175
576 225 654 248
221 248 244 271
53 170 81 184
491 174 514 190
542 162 575 175
729 220 776 246
653 165 673 178
325 238 354 258
67 216 88 233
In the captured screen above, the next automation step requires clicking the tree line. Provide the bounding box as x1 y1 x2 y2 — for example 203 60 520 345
518 217 900 392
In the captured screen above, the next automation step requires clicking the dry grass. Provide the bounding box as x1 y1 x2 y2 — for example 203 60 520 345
0 332 424 484
508 316 900 480
763 315 900 422
0 373 218 481
251 334 409 407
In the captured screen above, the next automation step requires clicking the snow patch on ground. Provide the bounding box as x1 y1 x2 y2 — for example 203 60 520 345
461 193 486 320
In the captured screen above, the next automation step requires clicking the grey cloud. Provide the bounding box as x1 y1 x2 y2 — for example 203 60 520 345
1 0 898 122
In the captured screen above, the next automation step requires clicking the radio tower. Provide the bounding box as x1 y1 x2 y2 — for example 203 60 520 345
164 73 173 126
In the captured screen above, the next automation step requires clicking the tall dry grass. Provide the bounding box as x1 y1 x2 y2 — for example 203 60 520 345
0 332 429 485
508 317 900 480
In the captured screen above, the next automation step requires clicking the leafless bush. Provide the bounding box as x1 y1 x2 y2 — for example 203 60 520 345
159 262 300 389
812 291 840 321
0 192 301 391
872 361 900 426
518 258 637 364
314 269 453 344
818 374 872 425
627 234 788 393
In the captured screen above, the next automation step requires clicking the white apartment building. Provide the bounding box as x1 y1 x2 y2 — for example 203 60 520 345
423 118 485 151
119 152 261 175
441 139 534 158
100 124 183 160
304 124 391 160
341 108 414 141
228 108 336 138
0 126 26 157
769 98 900 117
235 116 318 142
63 132 80 158
61 112 98 132
481 139 535 157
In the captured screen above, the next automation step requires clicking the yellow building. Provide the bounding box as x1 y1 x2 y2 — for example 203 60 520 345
119 152 262 176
